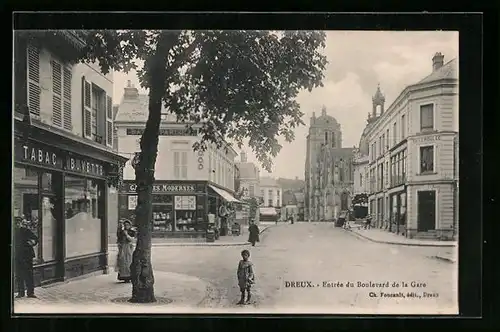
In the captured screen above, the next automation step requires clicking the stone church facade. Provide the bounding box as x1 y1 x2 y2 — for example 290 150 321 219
305 106 354 221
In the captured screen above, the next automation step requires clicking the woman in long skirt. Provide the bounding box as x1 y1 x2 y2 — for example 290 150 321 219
115 219 136 282
248 220 260 247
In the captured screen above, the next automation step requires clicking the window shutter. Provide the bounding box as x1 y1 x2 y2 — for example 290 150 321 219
63 67 72 131
82 77 92 139
27 44 41 116
106 95 113 147
173 152 180 178
51 60 62 127
181 152 188 179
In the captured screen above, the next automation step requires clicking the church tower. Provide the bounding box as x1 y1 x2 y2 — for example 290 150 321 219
367 84 385 124
305 105 342 220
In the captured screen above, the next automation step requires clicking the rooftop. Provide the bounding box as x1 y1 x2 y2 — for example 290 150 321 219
259 177 280 188
114 94 177 123
416 58 458 85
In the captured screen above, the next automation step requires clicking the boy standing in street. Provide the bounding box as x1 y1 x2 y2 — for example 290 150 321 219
236 249 255 305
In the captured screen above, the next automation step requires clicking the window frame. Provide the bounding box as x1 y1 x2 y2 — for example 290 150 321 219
419 102 436 132
50 57 73 131
418 143 437 174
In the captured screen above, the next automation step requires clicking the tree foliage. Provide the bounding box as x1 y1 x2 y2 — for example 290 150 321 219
352 193 369 206
66 29 327 303
78 30 327 172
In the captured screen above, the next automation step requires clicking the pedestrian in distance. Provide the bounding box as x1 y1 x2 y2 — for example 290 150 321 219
364 214 372 230
115 219 137 283
14 216 38 298
248 220 260 246
236 249 255 305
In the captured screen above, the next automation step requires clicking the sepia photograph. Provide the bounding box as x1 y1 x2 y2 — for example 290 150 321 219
12 27 459 315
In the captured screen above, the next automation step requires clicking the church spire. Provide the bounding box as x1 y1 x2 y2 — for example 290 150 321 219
372 83 385 116
321 105 327 116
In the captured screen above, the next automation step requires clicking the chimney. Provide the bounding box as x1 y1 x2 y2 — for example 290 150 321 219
240 151 247 163
432 52 444 72
124 80 139 99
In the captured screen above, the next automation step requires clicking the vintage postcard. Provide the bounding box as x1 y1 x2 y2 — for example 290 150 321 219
12 27 458 315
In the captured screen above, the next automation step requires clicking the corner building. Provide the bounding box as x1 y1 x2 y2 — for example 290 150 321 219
114 82 241 239
361 53 458 240
13 31 127 287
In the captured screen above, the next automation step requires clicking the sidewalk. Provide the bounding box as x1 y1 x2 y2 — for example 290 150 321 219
345 224 457 248
13 271 213 314
108 225 273 248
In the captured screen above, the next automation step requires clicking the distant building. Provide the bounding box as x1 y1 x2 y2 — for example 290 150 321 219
359 53 458 240
305 106 354 221
235 151 260 199
114 81 240 238
259 177 282 208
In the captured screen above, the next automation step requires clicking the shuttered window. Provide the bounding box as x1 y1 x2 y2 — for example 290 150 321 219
51 60 62 127
63 68 72 130
82 77 92 139
51 59 73 130
27 45 41 116
106 96 113 147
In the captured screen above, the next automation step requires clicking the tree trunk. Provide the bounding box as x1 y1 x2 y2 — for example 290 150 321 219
128 34 169 303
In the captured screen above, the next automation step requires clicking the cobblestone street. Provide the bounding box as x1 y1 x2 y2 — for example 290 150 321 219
15 223 457 314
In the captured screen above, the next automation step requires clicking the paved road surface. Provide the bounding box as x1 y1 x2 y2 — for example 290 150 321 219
109 222 456 314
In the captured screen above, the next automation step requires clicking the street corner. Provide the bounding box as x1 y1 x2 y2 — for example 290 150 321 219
13 271 214 314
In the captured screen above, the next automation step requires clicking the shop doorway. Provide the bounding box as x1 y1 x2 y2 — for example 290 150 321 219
417 191 436 232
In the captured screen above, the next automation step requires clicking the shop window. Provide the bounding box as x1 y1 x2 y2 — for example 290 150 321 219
41 196 57 261
420 145 435 174
13 166 40 262
64 176 103 258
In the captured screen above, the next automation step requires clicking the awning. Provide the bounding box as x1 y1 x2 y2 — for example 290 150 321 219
259 207 277 216
208 185 242 203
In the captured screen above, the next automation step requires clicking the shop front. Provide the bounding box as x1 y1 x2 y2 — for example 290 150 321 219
389 186 407 236
119 180 208 239
13 126 126 287
119 181 243 239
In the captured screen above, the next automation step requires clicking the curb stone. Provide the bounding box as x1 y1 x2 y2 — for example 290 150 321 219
343 227 457 248
431 255 457 263
109 226 273 248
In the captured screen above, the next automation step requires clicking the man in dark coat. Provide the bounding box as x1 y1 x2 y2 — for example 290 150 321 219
248 220 260 246
14 216 38 298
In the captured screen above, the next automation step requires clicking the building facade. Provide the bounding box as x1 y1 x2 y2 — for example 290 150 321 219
13 31 127 287
234 151 260 199
362 53 458 240
305 106 354 221
259 177 282 208
114 82 240 238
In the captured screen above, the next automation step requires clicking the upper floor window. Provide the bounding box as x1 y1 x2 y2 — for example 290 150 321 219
401 114 406 139
420 145 435 174
51 58 72 131
27 44 41 117
324 131 328 144
173 151 188 179
420 104 434 132
82 77 113 147
260 189 264 198
386 129 389 149
393 122 397 146
359 173 363 187
381 134 385 154
249 185 255 197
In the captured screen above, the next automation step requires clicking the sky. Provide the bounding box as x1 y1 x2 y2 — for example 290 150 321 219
113 31 458 180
